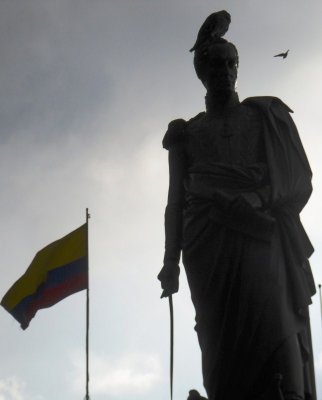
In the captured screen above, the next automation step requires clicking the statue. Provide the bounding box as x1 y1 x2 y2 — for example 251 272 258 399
158 10 316 400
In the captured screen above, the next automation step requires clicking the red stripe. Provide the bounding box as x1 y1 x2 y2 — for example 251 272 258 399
26 272 87 320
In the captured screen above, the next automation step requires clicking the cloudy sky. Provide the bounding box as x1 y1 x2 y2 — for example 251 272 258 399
0 1 322 399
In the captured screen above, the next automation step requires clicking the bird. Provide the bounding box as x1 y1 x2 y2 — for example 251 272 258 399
190 10 231 52
274 49 289 59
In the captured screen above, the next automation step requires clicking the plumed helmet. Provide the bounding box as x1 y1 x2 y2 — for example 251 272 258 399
190 10 231 52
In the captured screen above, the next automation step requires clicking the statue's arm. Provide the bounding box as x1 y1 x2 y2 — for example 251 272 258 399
158 142 186 298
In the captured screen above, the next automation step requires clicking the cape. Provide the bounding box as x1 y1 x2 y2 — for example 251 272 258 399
243 96 315 307
244 96 316 400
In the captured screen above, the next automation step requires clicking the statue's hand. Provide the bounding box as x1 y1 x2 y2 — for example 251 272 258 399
157 263 180 298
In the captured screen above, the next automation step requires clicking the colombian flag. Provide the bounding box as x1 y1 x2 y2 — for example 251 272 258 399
1 224 88 330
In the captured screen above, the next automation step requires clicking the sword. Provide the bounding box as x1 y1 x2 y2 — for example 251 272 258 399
169 294 174 400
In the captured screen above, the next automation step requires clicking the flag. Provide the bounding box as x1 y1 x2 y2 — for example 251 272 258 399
1 224 88 330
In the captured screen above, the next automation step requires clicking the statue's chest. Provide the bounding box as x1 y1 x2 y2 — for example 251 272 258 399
185 105 265 166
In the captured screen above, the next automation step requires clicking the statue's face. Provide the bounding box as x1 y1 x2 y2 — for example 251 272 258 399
201 43 238 93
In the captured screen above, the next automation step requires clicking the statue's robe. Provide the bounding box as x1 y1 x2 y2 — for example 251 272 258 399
163 97 316 400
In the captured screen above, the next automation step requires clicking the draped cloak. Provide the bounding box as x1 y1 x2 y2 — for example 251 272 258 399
162 96 316 400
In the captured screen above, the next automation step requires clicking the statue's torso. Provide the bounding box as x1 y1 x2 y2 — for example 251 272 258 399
185 103 266 170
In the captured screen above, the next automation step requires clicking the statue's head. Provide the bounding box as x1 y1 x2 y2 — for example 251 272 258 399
194 40 238 93
190 11 238 94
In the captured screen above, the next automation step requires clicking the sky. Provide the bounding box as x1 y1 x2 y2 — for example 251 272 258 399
0 1 322 399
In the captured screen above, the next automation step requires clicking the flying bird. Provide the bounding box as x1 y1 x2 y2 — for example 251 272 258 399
190 10 231 52
274 49 289 59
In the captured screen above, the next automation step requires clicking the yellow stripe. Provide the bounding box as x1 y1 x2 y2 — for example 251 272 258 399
1 224 87 310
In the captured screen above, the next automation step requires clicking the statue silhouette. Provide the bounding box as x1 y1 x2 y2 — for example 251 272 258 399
187 389 208 400
158 10 316 400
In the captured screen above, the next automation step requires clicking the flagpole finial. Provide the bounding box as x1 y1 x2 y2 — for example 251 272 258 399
86 208 91 221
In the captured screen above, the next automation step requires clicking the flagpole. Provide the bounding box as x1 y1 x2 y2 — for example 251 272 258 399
319 284 322 329
85 208 90 400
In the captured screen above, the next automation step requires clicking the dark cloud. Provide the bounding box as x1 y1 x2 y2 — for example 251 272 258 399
0 0 114 142
1 0 321 142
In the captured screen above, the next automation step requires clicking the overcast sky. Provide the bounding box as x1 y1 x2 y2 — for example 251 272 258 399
0 1 322 399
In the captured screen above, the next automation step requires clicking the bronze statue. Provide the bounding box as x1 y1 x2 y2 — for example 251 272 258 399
158 11 316 400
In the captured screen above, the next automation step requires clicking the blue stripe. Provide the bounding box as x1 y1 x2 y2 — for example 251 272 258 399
46 256 87 287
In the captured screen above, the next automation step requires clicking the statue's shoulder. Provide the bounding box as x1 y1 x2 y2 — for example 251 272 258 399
242 96 293 114
162 112 205 150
